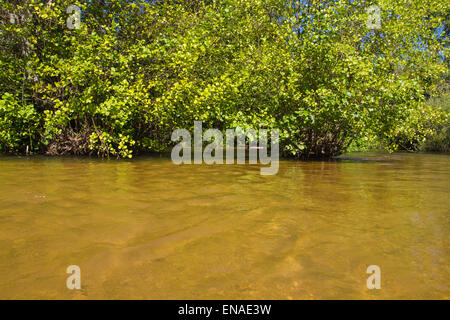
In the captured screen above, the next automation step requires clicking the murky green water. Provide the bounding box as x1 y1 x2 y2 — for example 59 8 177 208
0 152 448 299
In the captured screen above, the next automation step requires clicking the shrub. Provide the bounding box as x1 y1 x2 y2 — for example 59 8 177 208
0 0 448 158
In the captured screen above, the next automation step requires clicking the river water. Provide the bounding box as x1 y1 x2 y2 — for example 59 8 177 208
0 152 448 299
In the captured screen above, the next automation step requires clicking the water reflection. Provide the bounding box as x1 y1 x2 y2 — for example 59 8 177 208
0 153 448 299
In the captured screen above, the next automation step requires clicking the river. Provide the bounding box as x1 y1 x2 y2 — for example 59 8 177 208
0 152 448 299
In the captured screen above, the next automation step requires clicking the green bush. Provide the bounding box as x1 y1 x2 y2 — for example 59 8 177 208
420 93 450 152
0 93 40 153
0 0 448 158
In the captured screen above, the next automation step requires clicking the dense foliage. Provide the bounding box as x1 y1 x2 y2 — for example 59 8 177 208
0 0 448 158
420 91 450 152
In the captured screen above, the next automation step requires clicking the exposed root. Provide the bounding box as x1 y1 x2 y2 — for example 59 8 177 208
46 127 93 156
